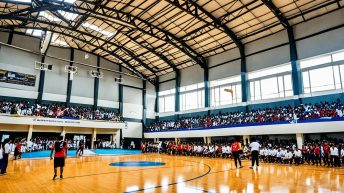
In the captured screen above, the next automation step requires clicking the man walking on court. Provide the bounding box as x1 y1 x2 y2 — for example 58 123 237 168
249 137 261 169
231 139 242 169
50 136 68 180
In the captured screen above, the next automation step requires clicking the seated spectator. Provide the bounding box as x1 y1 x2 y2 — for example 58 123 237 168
0 100 124 121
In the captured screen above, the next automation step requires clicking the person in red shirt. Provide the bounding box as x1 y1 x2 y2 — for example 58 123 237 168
177 143 182 156
14 139 22 160
323 141 330 166
314 144 321 166
231 139 242 169
50 136 68 180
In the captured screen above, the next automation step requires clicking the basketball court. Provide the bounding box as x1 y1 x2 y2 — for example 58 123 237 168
1 0 344 192
1 153 344 193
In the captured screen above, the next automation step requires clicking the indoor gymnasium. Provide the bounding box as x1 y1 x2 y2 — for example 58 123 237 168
1 0 344 193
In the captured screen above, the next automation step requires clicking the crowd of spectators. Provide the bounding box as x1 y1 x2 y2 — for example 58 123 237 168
0 100 123 121
142 139 344 167
147 100 344 132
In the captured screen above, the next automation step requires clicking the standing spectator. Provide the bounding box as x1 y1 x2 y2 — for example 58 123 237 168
1 139 11 174
330 144 339 167
0 142 3 175
323 141 330 166
249 137 261 169
314 144 321 166
50 136 68 180
231 139 242 169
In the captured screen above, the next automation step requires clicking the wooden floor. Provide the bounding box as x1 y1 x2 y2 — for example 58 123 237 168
1 154 344 193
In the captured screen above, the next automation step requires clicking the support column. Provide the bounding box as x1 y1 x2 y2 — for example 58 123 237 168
204 68 210 111
66 48 74 105
175 70 181 113
61 127 66 141
7 29 13 45
154 77 159 121
203 137 207 143
113 131 120 149
93 55 100 109
175 138 178 144
92 128 97 149
206 137 212 144
119 65 123 143
243 135 250 145
37 56 46 104
142 80 147 138
288 27 303 96
27 125 33 141
296 133 304 149
240 48 248 103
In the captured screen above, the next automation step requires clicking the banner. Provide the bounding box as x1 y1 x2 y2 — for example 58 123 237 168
0 114 125 129
0 69 36 86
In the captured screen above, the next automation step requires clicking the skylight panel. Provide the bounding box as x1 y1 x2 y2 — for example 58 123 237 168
51 34 69 47
57 0 76 4
11 0 31 2
39 11 61 22
52 38 68 46
58 10 78 21
82 22 115 37
26 29 42 37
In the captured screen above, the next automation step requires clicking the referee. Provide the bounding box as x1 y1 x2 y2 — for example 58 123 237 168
249 137 261 169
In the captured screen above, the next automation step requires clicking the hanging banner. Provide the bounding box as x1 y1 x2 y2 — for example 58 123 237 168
0 69 36 86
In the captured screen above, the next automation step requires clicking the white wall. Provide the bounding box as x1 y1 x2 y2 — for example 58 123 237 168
0 42 41 99
180 65 204 86
146 82 156 119
0 31 9 43
123 86 143 119
209 59 241 81
295 9 344 60
43 46 69 102
145 120 344 138
123 122 142 138
122 68 143 88
208 48 240 67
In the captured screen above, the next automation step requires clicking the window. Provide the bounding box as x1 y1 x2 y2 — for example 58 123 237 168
210 76 242 107
249 64 293 101
158 89 175 113
301 50 344 94
180 83 204 111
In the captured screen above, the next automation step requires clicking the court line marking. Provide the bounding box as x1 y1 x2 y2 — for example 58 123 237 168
123 158 212 193
62 164 194 180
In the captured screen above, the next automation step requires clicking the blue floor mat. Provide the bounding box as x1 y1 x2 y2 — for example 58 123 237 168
21 149 141 158
90 149 141 155
21 150 77 159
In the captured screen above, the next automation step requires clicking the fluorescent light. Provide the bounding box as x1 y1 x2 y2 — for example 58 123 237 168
39 11 61 22
82 22 115 37
58 10 78 21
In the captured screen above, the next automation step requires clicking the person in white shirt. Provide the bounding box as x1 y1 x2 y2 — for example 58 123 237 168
341 147 344 165
330 144 340 167
249 138 261 168
276 149 282 163
1 139 12 174
285 150 294 165
294 149 302 165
